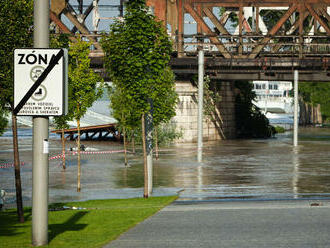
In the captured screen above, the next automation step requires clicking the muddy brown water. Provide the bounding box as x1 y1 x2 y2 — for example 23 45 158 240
1 127 330 206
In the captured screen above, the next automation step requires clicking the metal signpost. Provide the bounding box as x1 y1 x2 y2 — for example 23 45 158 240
13 1 67 245
14 48 67 245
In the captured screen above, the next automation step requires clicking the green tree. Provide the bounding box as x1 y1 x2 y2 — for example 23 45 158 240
107 84 140 165
299 82 330 123
235 81 274 138
0 91 8 136
69 38 103 192
0 106 8 136
202 75 222 132
50 34 72 170
0 0 33 222
152 67 178 159
53 114 72 169
101 0 175 197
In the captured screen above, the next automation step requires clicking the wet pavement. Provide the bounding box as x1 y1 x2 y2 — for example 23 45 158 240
105 199 330 248
1 127 330 206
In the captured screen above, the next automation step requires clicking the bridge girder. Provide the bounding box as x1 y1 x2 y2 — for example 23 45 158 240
147 0 330 58
50 0 330 81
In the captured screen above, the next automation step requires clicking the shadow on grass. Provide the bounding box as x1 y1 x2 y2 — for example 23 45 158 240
0 209 32 237
48 211 89 242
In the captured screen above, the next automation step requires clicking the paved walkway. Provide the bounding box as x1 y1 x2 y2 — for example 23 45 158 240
105 199 330 248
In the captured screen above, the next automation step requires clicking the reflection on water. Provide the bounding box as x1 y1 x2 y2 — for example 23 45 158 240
1 127 330 205
292 147 300 199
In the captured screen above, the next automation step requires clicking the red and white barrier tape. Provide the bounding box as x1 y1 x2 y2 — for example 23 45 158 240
0 162 25 169
49 150 126 161
1 150 127 168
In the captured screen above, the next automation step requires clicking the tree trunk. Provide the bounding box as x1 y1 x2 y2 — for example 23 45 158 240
299 100 323 125
298 99 305 125
142 115 148 198
11 113 24 223
61 128 66 170
123 127 128 166
132 134 135 155
316 104 322 124
155 128 159 160
77 118 81 192
299 99 310 125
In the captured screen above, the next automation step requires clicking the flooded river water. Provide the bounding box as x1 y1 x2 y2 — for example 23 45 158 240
1 127 330 206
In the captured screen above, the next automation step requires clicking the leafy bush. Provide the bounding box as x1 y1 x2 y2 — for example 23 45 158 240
235 81 274 138
127 122 182 146
274 126 286 133
299 82 330 123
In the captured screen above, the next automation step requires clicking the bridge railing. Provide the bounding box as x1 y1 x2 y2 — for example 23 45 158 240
180 34 330 57
50 0 330 60
74 33 330 58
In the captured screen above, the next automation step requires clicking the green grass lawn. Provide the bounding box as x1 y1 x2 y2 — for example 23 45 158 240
0 196 177 248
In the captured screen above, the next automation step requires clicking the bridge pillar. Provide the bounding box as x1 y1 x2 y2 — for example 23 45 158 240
172 80 236 142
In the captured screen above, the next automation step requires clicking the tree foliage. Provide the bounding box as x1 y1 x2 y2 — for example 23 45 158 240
0 106 8 136
101 0 175 122
69 38 103 121
299 82 330 122
202 76 222 124
69 37 103 191
0 0 33 108
107 83 140 133
0 0 33 223
101 0 177 196
50 34 73 130
235 81 274 138
152 67 178 126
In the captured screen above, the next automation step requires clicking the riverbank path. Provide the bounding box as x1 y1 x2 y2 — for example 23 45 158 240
105 199 330 248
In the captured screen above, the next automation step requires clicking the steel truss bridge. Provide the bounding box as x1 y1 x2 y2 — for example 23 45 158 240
50 0 330 81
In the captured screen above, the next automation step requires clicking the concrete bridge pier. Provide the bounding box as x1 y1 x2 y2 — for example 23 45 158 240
173 80 236 143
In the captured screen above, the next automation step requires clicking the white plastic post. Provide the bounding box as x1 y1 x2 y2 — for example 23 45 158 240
293 70 299 147
197 50 204 162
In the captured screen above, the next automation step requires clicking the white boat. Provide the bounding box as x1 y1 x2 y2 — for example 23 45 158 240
252 81 295 129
